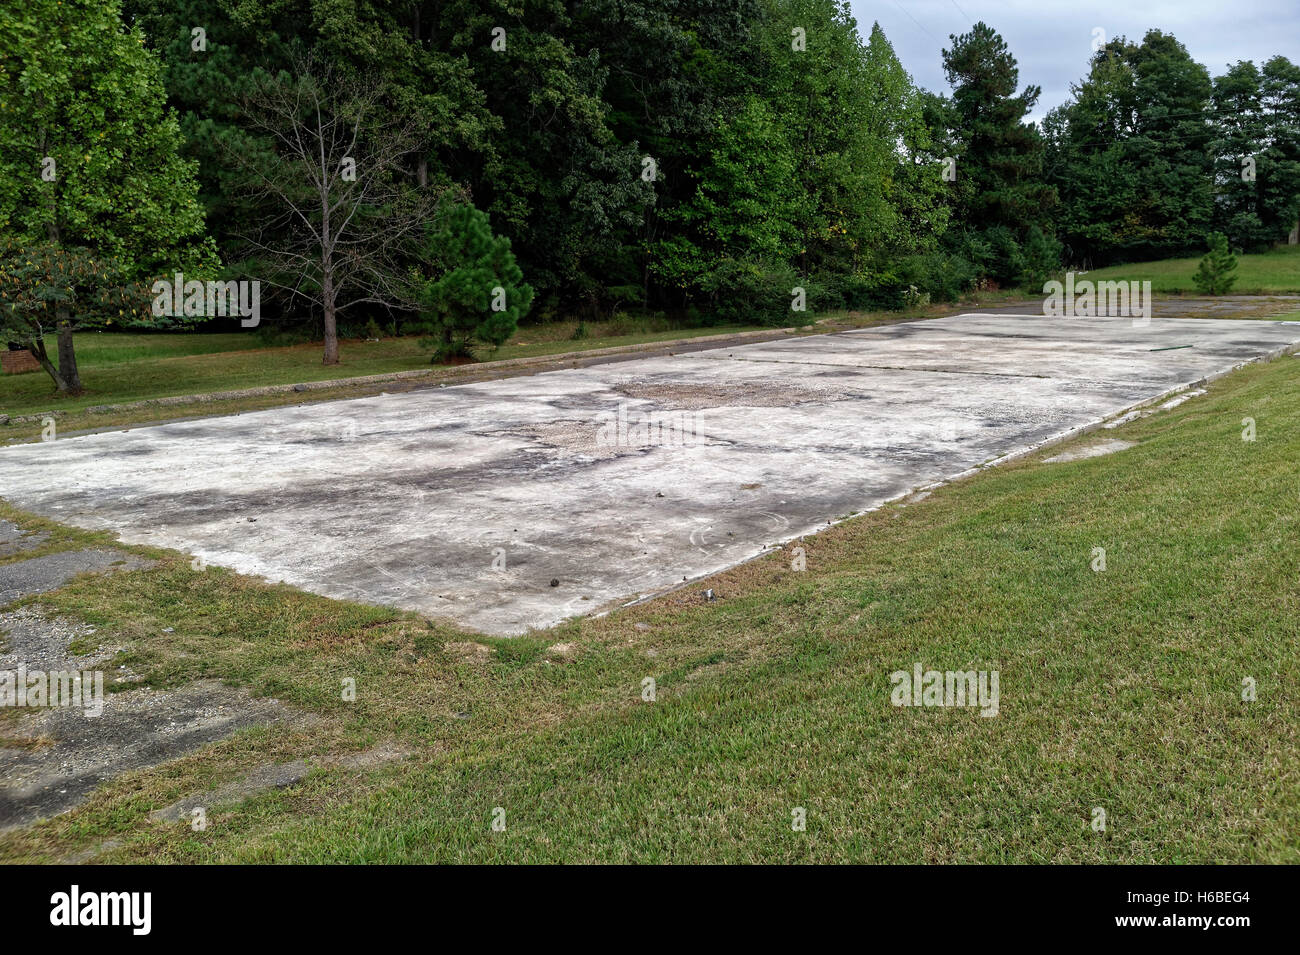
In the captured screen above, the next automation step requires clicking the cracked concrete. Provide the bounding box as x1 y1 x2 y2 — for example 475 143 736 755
0 313 1296 636
0 600 312 830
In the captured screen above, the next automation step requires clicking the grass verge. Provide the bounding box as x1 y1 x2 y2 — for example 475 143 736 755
0 305 970 442
0 322 757 420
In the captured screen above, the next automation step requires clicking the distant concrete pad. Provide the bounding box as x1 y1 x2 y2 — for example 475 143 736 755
0 314 1296 635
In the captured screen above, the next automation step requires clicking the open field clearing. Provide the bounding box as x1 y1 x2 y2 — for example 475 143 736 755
1082 245 1300 295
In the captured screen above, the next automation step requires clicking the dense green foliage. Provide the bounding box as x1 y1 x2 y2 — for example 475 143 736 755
1044 33 1300 266
118 0 994 321
5 0 1300 380
0 0 217 391
0 0 216 274
928 22 1059 288
413 205 534 360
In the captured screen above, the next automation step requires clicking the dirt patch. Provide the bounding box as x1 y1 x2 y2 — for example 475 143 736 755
444 640 492 660
519 419 630 459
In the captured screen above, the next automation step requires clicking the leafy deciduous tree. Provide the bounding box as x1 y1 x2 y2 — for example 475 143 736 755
0 0 216 394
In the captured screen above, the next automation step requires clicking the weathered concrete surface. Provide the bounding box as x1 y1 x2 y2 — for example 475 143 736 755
0 314 1296 635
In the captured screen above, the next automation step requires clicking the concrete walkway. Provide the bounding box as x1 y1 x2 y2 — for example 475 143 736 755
1 314 1297 635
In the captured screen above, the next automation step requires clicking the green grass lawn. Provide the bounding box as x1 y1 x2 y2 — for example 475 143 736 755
0 324 739 417
0 320 786 420
1 349 1297 863
1083 243 1300 294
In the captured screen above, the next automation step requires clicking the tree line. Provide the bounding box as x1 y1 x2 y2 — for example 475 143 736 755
3 0 1299 392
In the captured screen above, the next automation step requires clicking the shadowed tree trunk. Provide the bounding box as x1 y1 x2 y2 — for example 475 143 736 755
54 310 82 394
45 211 82 394
24 334 70 393
322 270 339 365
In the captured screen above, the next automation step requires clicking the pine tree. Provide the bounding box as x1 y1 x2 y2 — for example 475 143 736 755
935 22 1057 286
1193 232 1238 294
413 205 534 361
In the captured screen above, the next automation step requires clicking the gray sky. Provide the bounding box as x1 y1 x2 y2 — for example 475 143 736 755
849 0 1300 122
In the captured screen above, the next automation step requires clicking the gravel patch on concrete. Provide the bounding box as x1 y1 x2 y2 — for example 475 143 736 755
0 606 122 673
0 548 151 605
0 520 49 559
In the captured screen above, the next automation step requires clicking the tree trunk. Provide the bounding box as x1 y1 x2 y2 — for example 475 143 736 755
55 309 82 395
322 271 340 365
27 336 70 393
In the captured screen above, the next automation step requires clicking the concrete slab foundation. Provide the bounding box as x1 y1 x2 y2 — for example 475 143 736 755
1 314 1296 635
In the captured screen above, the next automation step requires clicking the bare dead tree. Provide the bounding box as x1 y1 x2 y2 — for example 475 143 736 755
229 55 446 364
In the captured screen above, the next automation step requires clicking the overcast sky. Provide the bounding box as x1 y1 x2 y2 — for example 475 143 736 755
848 0 1300 122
